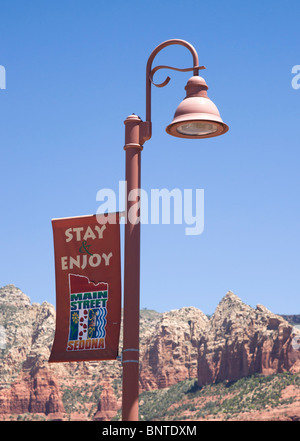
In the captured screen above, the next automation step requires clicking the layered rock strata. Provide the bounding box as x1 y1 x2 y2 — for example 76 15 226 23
0 285 299 420
197 291 300 386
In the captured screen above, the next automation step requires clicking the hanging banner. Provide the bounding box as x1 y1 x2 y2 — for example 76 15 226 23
49 213 121 363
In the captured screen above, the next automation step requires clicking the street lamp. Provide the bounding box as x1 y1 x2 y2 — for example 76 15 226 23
122 39 228 421
166 75 228 138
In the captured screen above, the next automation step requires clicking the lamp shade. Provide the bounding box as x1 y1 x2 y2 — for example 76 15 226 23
166 76 229 139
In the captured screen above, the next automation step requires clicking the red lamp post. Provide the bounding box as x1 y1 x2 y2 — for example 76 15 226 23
122 39 228 421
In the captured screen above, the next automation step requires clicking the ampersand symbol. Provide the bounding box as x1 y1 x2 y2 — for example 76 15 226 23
79 240 93 256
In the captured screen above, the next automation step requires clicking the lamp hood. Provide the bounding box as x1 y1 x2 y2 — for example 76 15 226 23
166 76 229 139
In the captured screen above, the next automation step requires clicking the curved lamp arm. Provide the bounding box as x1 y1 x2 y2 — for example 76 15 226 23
149 64 205 88
135 39 205 145
145 39 204 123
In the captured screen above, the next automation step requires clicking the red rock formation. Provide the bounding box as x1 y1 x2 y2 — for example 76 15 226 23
197 292 300 387
1 284 299 421
94 381 121 421
0 367 64 415
140 307 209 391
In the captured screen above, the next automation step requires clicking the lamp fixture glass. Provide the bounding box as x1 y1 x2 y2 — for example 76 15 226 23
176 121 218 136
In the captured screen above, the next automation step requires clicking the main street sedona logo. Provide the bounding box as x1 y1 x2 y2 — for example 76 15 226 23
67 273 109 352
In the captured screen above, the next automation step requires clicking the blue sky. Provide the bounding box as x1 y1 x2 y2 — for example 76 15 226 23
0 0 299 315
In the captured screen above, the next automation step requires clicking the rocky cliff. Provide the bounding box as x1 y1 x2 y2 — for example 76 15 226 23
0 285 299 421
197 291 300 387
140 307 209 390
0 285 64 417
